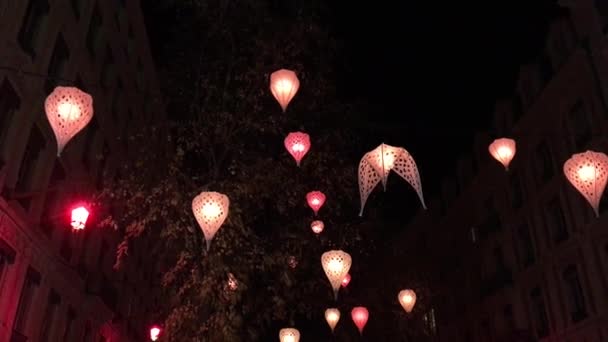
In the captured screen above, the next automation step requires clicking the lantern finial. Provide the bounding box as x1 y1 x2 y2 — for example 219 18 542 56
489 138 516 171
192 191 230 250
563 150 608 217
321 250 351 300
398 289 417 313
270 69 300 112
284 132 311 166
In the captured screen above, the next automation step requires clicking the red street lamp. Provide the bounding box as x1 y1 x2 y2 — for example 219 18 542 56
70 206 89 231
150 326 161 341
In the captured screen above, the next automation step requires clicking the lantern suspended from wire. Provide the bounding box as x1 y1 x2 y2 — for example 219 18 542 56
284 132 311 166
270 69 300 112
325 308 341 333
149 326 161 341
192 191 230 250
564 150 608 217
398 289 417 313
358 143 426 216
45 86 94 156
311 220 324 234
279 328 300 342
341 273 351 288
351 306 369 335
306 191 326 216
70 206 89 231
488 138 516 171
321 250 352 300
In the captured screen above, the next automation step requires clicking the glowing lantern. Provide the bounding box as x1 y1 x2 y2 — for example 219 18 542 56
270 69 300 112
279 328 300 342
227 272 238 291
192 191 230 250
564 150 608 217
398 289 417 313
311 220 324 234
45 86 94 156
284 132 311 166
71 206 89 231
358 143 426 216
351 306 369 335
325 308 340 332
306 191 326 216
488 138 516 170
149 326 161 341
341 273 351 288
321 250 352 300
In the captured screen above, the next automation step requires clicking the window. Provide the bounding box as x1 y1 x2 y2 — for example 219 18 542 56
530 287 549 337
517 224 536 267
101 47 115 90
423 308 437 335
0 79 21 144
98 240 108 270
535 141 554 184
62 308 76 340
83 321 92 342
96 142 110 189
18 0 49 57
503 305 515 331
0 239 16 296
70 0 84 19
39 290 60 342
563 265 587 322
568 101 591 150
509 172 523 209
45 34 70 93
13 268 40 334
86 4 103 57
82 118 99 172
546 197 568 243
15 124 47 209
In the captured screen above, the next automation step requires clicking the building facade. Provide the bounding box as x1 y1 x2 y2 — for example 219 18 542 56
393 1 608 341
0 0 163 341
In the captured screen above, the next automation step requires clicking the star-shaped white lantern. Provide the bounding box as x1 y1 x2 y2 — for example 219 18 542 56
192 191 230 250
358 143 426 216
564 150 608 217
321 250 352 300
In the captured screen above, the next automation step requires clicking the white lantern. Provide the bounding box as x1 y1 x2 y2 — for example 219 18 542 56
45 86 94 156
192 191 230 250
564 150 608 217
398 289 417 313
325 308 340 332
488 138 516 170
358 143 426 216
270 69 300 112
279 328 300 342
321 250 352 300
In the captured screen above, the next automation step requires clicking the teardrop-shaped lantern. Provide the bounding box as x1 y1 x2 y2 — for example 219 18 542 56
270 69 300 112
279 328 300 342
398 289 417 313
284 132 311 167
192 191 230 250
489 138 516 171
564 150 608 217
341 273 351 288
351 306 369 335
306 191 326 216
321 250 352 300
358 143 426 216
45 86 94 156
311 220 324 234
325 308 341 332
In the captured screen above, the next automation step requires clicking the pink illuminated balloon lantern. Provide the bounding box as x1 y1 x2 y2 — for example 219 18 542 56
279 328 300 342
489 138 516 171
398 289 417 313
270 69 300 112
45 86 94 156
149 326 161 341
192 191 230 251
71 206 89 231
284 132 311 167
311 220 324 234
341 273 351 288
306 191 326 216
564 150 608 217
321 250 352 300
351 306 369 335
358 143 426 216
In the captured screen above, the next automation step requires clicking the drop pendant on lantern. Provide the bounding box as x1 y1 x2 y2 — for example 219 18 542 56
563 150 608 217
270 69 300 112
192 191 230 251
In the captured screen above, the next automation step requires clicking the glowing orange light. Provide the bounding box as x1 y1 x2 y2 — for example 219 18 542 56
564 150 608 217
398 289 417 313
71 206 89 231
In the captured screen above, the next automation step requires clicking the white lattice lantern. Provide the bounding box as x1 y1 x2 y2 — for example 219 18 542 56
45 86 94 156
564 150 608 217
358 143 426 216
325 308 340 332
270 69 300 112
398 289 417 313
321 250 352 300
489 138 516 170
192 191 230 250
279 328 300 342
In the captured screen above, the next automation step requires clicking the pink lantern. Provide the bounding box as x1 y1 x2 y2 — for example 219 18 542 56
45 86 94 156
192 191 230 250
284 132 311 166
270 69 300 112
306 191 326 216
149 326 161 341
398 289 417 313
488 138 516 170
341 273 351 288
311 220 324 234
321 250 352 300
564 150 608 217
71 206 89 231
358 143 426 216
351 306 369 335
279 328 300 342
